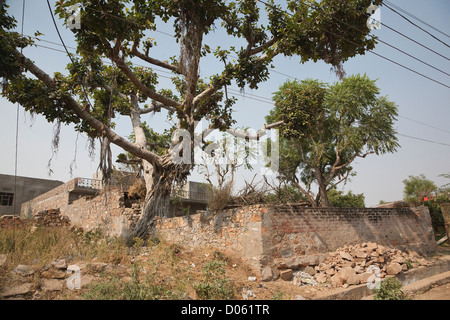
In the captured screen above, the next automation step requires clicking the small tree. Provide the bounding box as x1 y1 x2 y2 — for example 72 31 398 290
267 75 399 207
402 174 437 205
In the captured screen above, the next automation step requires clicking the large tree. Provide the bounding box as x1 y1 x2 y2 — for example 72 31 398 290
267 75 399 207
1 0 383 237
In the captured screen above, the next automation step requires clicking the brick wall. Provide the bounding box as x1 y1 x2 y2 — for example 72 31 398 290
154 204 437 276
263 205 436 260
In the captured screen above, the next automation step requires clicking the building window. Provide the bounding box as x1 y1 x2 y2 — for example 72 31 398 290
0 192 14 206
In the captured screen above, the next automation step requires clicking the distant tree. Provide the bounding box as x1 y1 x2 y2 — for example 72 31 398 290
327 188 365 208
266 75 399 207
264 183 308 204
402 174 437 205
438 172 450 197
439 173 450 188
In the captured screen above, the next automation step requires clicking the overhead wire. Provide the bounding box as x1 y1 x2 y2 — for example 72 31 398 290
18 34 450 149
384 1 450 48
254 0 450 89
380 22 450 62
46 0 95 110
384 0 450 40
62 1 450 88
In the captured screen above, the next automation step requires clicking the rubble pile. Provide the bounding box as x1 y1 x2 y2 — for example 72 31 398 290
0 215 27 228
312 242 430 288
34 209 71 228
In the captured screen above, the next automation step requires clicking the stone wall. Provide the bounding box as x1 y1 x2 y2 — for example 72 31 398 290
63 189 141 236
20 180 75 219
153 205 267 272
20 180 141 237
154 204 437 277
264 205 435 259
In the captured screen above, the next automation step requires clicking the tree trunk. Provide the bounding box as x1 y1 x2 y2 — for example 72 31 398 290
127 101 192 239
315 171 331 207
130 167 173 239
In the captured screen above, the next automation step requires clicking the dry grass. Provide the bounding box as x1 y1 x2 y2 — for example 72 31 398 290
0 225 318 300
0 225 130 290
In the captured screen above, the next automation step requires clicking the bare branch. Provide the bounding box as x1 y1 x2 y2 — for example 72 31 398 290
225 121 284 140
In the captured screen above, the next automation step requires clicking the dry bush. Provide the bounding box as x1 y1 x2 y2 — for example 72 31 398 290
207 185 232 211
128 178 147 199
230 176 270 206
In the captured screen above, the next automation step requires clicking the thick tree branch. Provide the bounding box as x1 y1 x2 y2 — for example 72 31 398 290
19 50 162 166
113 54 182 109
139 100 177 114
131 42 182 75
247 38 277 56
224 120 284 140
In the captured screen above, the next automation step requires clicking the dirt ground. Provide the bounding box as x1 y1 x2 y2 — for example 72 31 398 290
1 222 449 300
412 282 450 300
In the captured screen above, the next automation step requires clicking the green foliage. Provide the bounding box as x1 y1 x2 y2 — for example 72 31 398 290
424 200 445 234
264 184 307 204
327 188 365 208
194 260 235 300
374 277 410 300
402 174 437 204
267 74 399 207
271 291 284 300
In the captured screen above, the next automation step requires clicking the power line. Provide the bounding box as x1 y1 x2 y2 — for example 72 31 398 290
384 0 450 39
9 38 450 150
62 1 450 88
255 0 450 89
397 133 450 147
260 0 450 78
384 3 450 49
380 22 450 62
16 33 450 139
46 0 94 109
398 115 450 135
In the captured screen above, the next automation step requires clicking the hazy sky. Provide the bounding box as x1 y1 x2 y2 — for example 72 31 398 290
1 0 449 206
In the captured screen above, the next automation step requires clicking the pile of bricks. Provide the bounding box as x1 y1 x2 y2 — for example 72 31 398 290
312 242 430 288
34 209 71 228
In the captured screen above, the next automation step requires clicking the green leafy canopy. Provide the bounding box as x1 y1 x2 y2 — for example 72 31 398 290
267 74 399 207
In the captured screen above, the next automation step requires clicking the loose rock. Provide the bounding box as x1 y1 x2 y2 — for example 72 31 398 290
386 262 402 275
280 269 293 281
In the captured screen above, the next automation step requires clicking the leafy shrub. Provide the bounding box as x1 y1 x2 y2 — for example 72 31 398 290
84 264 182 300
374 277 410 300
194 260 235 300
424 200 445 232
